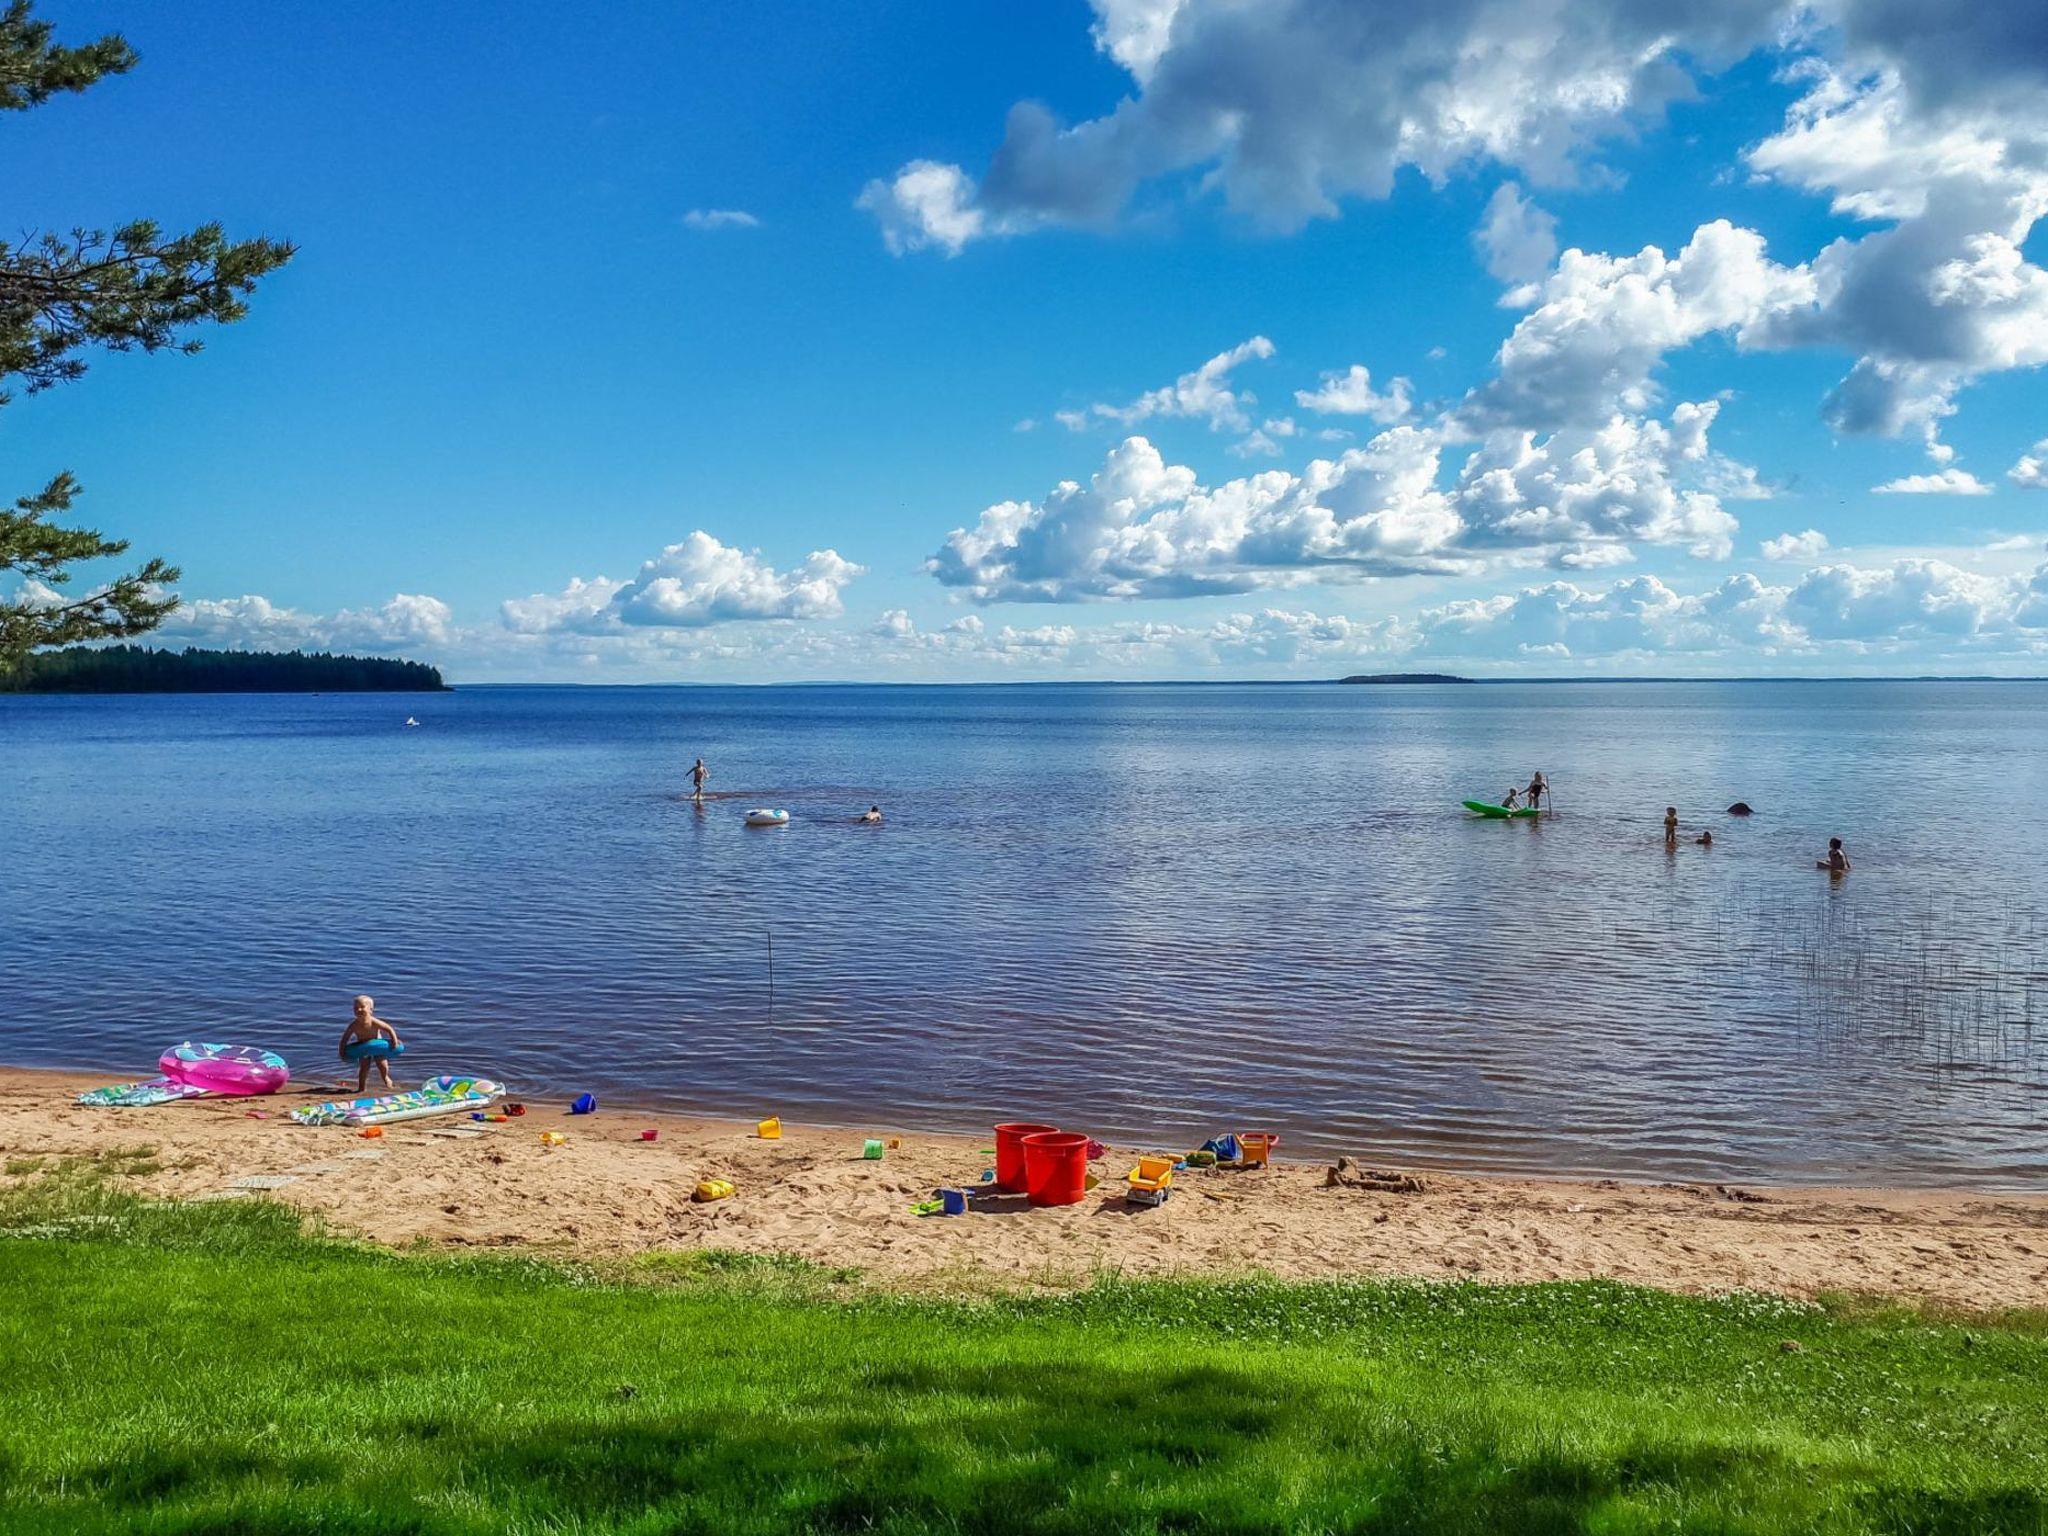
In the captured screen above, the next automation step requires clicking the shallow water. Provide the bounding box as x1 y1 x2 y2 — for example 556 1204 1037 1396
4 681 2045 1187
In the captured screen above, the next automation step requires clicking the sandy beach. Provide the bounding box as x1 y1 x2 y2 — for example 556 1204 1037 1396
5 1065 2043 1309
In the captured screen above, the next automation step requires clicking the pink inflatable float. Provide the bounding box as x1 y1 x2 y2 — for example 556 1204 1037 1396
159 1042 290 1096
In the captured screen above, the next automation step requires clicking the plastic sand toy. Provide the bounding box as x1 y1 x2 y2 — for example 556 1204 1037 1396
693 1178 735 1202
1127 1155 1176 1206
1238 1131 1280 1167
757 1117 782 1139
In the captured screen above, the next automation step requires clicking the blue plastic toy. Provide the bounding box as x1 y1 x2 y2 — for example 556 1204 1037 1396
570 1093 597 1115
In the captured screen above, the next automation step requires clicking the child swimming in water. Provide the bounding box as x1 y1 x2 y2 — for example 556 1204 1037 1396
338 994 403 1091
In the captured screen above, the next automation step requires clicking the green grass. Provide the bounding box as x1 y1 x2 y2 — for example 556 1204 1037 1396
1 1173 2044 1534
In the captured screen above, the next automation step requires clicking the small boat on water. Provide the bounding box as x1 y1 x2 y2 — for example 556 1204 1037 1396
744 808 790 827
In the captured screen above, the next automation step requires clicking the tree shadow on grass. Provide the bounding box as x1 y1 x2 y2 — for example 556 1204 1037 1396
415 1360 1797 1536
36 1356 2048 1535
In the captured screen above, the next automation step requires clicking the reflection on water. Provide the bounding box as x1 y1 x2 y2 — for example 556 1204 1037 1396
3 680 2044 1187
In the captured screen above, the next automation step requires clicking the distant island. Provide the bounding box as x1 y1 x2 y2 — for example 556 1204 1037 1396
0 646 447 694
1336 672 1474 685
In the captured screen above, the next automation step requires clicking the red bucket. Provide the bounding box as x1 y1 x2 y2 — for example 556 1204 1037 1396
994 1122 1060 1192
1023 1131 1091 1207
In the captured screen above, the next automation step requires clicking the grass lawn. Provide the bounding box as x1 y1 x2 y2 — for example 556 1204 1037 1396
2 1169 2044 1534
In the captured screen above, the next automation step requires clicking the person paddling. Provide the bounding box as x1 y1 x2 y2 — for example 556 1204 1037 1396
1526 771 1548 812
1816 837 1850 874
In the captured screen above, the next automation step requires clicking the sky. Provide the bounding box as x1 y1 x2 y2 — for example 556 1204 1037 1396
10 0 2048 681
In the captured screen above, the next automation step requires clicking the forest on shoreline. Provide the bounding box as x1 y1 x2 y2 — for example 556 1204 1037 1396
0 645 446 693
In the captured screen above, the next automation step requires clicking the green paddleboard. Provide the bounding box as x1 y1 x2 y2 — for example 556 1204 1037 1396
1462 799 1539 819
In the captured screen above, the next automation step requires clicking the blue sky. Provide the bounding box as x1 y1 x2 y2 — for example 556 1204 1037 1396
10 0 2048 678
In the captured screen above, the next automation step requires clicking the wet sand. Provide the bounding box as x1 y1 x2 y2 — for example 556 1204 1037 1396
5 1066 2044 1308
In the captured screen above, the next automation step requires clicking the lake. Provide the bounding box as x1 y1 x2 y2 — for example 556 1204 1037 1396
4 681 2044 1187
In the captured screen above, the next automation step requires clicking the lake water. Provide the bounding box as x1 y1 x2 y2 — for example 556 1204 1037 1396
4 681 2045 1188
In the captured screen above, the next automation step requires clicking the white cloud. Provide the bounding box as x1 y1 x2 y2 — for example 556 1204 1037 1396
155 593 459 654
2011 440 2048 489
1761 528 1829 560
1743 62 2048 449
1782 558 2014 641
1087 0 1188 83
859 5 2048 471
681 208 760 230
1475 182 1558 286
504 532 862 633
1872 468 1993 496
855 160 995 256
499 576 628 635
1063 336 1276 435
1403 556 2048 662
1293 364 1412 423
885 550 2048 672
864 0 1784 250
929 401 1752 603
1458 220 1814 433
146 548 2048 684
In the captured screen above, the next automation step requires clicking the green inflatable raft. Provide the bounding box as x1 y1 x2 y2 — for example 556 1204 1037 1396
1462 799 1540 819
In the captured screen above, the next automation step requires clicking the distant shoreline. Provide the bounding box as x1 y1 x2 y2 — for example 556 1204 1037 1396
435 674 2048 689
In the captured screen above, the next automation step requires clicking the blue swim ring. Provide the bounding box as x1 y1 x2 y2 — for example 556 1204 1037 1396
344 1038 405 1061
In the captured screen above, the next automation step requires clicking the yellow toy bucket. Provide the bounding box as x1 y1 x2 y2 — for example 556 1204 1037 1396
757 1116 782 1140
1238 1132 1279 1167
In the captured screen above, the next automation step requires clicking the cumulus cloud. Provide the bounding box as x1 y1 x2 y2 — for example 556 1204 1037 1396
855 160 995 255
1475 182 1558 287
1761 528 1829 560
864 0 1783 251
158 593 458 654
2011 440 2048 489
883 550 2048 673
861 3 2048 465
1872 468 1993 496
1060 336 1276 435
1293 364 1412 423
1458 220 1814 433
1402 556 2048 662
928 400 1753 603
1743 62 2048 451
503 532 862 633
681 208 761 230
146 549 2048 684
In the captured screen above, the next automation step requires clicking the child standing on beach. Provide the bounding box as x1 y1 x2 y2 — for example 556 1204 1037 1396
338 995 403 1092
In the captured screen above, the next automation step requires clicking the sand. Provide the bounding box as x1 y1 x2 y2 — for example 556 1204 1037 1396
6 1066 2045 1309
